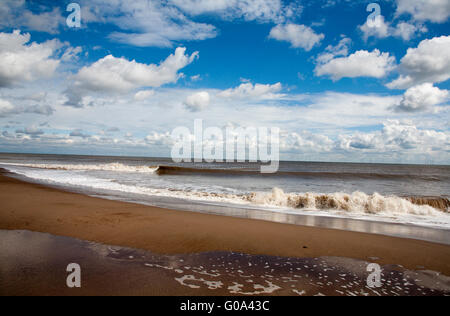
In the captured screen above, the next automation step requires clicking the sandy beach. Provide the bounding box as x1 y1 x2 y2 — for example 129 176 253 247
0 169 449 277
2 229 449 296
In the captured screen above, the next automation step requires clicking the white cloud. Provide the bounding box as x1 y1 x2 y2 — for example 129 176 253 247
388 36 450 89
1 0 303 47
281 131 334 153
169 0 234 15
359 16 390 40
0 0 64 34
269 24 324 51
190 75 202 82
184 91 211 112
65 47 198 107
218 82 283 100
20 8 64 34
338 120 449 153
396 0 450 23
75 47 198 92
61 46 83 62
169 0 302 23
359 17 425 41
393 83 449 112
80 0 217 47
315 49 396 81
0 99 15 117
2 83 449 163
145 131 174 146
0 97 55 118
393 22 426 41
0 30 60 87
134 90 155 101
316 37 351 64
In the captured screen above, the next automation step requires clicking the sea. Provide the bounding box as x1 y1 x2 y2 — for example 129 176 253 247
0 153 449 242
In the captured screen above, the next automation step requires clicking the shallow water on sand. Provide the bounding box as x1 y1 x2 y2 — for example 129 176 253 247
0 230 449 296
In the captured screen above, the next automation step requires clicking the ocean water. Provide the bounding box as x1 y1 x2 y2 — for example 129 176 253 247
0 153 449 231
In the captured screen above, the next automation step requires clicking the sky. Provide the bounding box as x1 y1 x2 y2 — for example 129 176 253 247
0 0 449 164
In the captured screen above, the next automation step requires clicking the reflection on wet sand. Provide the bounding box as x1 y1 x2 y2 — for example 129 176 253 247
0 230 449 296
142 197 450 245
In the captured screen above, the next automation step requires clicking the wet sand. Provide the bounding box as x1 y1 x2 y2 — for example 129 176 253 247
1 230 449 296
0 169 450 292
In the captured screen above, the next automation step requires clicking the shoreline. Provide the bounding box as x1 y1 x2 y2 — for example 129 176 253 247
4 167 450 245
1 169 450 275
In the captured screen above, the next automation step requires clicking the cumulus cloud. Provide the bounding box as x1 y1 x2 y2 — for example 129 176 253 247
269 24 324 51
359 15 390 40
315 49 396 81
387 36 450 89
359 17 426 41
316 37 351 64
65 47 198 107
145 131 174 146
396 0 450 23
0 30 60 87
338 120 450 154
281 130 334 153
184 91 211 112
393 83 449 112
2 84 449 163
218 82 283 99
75 47 197 92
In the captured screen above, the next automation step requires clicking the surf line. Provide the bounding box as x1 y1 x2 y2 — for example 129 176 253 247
170 119 280 174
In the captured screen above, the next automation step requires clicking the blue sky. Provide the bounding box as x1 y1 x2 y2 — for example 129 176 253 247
0 0 449 164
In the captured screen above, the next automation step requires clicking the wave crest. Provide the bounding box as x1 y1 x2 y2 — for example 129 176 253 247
245 188 448 216
1 162 159 173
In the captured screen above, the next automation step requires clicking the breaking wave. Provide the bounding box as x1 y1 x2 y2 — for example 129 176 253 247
0 162 159 173
155 165 442 181
243 188 450 215
0 162 443 182
1 162 448 222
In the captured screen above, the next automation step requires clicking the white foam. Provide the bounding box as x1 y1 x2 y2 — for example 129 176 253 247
0 162 158 173
246 188 445 217
2 163 450 229
227 281 281 295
